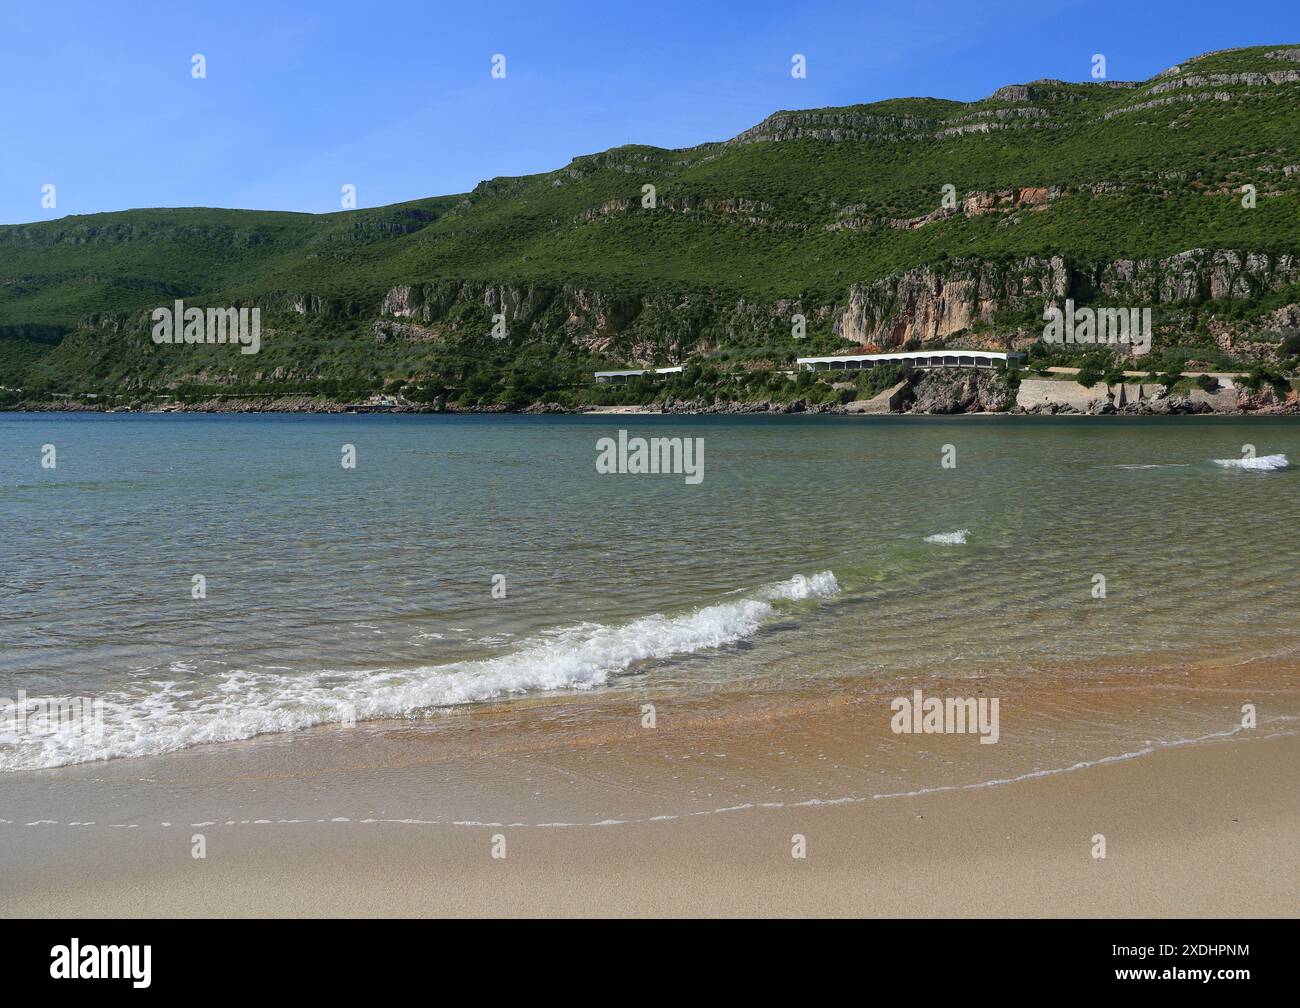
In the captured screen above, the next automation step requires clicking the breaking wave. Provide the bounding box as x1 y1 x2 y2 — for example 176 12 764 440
924 530 969 545
0 571 838 772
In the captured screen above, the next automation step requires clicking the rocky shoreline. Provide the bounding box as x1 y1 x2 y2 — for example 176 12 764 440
10 395 1299 417
8 370 1298 418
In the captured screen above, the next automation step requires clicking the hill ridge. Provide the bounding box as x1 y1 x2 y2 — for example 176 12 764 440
3 43 1299 409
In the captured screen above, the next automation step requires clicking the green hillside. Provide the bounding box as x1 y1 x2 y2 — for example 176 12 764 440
4 44 1300 409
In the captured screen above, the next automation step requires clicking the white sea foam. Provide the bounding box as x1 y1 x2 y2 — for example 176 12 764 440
1104 463 1190 470
0 571 838 772
1213 453 1289 471
924 530 969 545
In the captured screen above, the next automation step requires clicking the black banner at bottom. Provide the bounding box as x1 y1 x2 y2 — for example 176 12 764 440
0 919 1282 994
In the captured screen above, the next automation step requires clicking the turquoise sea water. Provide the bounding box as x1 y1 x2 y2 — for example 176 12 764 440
2 412 1297 771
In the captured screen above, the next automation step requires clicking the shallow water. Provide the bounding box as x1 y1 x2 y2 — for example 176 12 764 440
2 411 1298 770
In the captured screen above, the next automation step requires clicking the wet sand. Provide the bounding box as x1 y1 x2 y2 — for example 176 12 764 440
1 732 1294 918
2 660 1296 917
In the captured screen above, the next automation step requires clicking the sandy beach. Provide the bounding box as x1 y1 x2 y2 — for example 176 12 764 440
3 660 1295 918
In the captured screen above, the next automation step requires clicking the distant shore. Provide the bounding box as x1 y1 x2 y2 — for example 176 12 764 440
5 397 1298 417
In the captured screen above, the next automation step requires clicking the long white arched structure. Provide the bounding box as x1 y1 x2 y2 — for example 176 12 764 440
797 350 1025 372
593 366 685 384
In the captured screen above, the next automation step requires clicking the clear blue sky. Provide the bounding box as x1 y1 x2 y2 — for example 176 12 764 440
3 0 1298 224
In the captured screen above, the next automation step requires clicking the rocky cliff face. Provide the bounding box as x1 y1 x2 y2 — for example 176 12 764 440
64 241 1299 377
905 370 1015 414
833 250 1300 349
369 249 1300 364
834 257 1069 346
358 245 1300 366
369 279 835 363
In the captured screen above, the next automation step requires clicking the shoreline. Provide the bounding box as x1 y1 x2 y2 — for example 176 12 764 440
10 364 1296 419
5 402 1299 418
7 733 1294 918
3 657 1296 917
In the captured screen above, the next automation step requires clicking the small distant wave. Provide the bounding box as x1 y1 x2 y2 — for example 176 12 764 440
0 571 838 772
924 530 968 545
1213 453 1289 471
1102 463 1191 470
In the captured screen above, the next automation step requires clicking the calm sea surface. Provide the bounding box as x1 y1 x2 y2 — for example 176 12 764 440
2 412 1297 771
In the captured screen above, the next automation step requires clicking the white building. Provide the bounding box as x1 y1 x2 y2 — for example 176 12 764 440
797 350 1025 373
593 366 685 384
